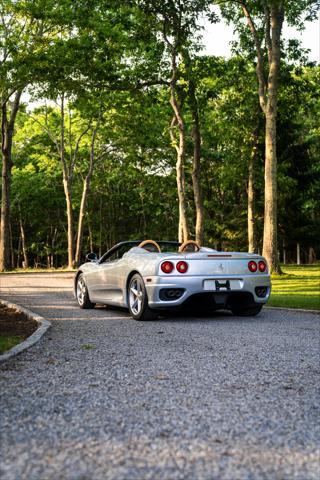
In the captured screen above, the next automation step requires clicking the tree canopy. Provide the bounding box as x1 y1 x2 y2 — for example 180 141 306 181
0 0 319 269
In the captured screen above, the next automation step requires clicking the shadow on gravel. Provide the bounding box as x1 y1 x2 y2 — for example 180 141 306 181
97 305 267 323
95 304 237 322
0 289 267 324
154 312 265 323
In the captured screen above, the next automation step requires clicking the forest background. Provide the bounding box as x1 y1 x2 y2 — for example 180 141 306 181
1 0 319 274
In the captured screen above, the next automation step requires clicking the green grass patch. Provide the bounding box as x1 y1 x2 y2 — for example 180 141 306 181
81 343 96 350
0 335 24 354
269 264 320 310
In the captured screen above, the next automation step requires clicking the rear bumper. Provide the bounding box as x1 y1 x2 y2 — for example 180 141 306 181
144 274 271 309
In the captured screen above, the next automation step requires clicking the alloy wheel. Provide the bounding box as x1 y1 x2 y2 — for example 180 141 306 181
129 277 144 315
77 276 86 306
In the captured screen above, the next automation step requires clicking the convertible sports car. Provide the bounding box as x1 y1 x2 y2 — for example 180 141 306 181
74 239 271 320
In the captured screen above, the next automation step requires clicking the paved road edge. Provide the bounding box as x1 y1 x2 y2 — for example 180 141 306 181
0 299 51 362
265 306 319 315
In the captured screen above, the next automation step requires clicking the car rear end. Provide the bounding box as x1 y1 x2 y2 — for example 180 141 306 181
144 252 271 312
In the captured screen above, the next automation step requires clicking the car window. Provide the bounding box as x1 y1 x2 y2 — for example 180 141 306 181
101 244 135 263
99 241 181 264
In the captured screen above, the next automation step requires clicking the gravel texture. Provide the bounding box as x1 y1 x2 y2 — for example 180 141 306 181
0 272 319 480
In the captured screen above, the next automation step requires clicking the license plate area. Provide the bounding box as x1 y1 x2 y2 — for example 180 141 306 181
203 279 242 291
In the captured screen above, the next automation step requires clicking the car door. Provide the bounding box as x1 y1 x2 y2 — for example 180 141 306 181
85 246 129 305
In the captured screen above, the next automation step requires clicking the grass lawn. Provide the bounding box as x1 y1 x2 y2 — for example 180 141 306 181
0 335 24 354
269 264 320 310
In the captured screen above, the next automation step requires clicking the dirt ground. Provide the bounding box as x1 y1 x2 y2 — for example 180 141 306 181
0 304 38 338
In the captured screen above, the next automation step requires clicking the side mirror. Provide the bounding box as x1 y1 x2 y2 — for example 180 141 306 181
86 252 98 262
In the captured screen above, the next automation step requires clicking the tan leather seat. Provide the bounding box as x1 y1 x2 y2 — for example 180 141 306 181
138 240 161 253
179 240 201 253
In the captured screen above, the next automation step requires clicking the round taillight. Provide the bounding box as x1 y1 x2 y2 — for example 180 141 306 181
258 260 267 272
161 261 174 274
176 261 188 274
248 260 257 272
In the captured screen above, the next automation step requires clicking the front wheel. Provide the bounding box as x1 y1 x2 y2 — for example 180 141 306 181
231 304 263 317
76 274 95 309
128 274 156 321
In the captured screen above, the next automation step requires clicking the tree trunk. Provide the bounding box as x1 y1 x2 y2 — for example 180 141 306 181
168 49 190 243
19 209 29 269
297 242 301 265
0 135 12 271
17 236 21 269
183 50 204 245
59 94 75 269
262 6 283 274
63 175 74 269
75 121 99 266
190 90 204 246
262 105 279 271
88 221 94 253
175 136 189 243
99 197 102 258
308 247 316 264
75 177 89 265
247 122 259 253
46 233 51 269
9 221 15 269
247 158 256 253
283 239 287 265
0 91 22 271
240 2 283 274
51 227 57 268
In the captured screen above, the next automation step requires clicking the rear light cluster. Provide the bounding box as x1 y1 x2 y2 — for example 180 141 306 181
248 260 267 273
258 261 267 272
161 261 174 274
161 261 188 274
248 261 257 272
177 261 188 273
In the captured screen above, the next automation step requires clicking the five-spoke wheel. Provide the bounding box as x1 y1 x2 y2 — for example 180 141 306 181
76 274 95 309
128 274 156 320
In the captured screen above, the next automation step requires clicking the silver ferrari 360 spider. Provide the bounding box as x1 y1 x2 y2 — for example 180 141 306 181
74 239 271 320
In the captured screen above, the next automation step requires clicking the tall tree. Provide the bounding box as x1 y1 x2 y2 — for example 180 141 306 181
247 114 261 253
0 0 51 270
31 101 92 268
183 51 205 245
167 48 190 243
139 0 212 243
219 0 319 273
0 91 21 270
75 107 105 266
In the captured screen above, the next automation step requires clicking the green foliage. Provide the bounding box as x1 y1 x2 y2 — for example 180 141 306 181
8 58 320 265
277 65 320 251
219 1 320 63
1 0 319 268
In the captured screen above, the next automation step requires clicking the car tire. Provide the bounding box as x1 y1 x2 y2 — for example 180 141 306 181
128 273 156 321
231 304 263 317
76 274 95 309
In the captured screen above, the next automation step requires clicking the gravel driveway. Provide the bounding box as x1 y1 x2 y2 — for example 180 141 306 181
0 273 319 480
